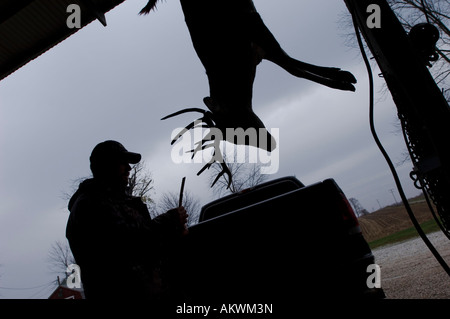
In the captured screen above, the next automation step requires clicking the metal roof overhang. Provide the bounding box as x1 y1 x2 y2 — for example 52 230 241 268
0 0 126 81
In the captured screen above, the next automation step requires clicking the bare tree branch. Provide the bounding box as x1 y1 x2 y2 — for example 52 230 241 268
349 197 369 217
209 150 269 198
47 240 75 276
156 190 202 225
127 160 155 206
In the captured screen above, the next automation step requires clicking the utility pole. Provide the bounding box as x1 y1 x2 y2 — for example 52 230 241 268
343 0 450 233
389 189 398 205
344 0 450 277
376 199 382 210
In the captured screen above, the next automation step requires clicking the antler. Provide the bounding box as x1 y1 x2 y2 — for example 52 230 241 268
138 0 159 15
197 146 232 189
161 108 213 145
161 107 232 189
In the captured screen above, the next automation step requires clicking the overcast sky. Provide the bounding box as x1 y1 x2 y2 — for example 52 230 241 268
0 0 422 298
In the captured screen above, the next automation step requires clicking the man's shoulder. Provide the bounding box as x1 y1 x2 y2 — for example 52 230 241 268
69 190 107 215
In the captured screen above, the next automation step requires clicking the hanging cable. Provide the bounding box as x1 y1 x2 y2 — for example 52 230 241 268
349 7 450 277
420 0 431 24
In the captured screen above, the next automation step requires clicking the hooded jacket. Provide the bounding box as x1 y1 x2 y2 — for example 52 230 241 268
66 178 181 299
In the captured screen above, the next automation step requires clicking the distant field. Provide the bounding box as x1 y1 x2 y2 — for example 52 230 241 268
358 195 440 247
367 219 440 249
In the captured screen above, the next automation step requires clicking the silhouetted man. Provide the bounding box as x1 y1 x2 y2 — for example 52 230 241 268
66 140 188 300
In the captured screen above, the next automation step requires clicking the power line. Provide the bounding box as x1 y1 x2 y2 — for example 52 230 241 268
0 280 57 290
27 281 58 299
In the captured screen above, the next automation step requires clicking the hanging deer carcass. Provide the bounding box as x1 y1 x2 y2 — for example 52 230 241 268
140 0 357 187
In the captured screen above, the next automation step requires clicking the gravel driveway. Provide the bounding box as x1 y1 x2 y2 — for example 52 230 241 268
372 231 450 299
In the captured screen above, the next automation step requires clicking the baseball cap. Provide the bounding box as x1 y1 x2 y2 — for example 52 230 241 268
90 140 141 165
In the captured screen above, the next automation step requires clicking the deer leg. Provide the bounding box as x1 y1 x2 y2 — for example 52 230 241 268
269 54 356 91
249 12 356 91
276 57 357 91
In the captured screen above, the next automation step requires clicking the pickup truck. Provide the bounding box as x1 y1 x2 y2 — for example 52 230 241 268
172 176 385 303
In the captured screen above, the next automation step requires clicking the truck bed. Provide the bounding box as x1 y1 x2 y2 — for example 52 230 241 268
168 176 384 302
